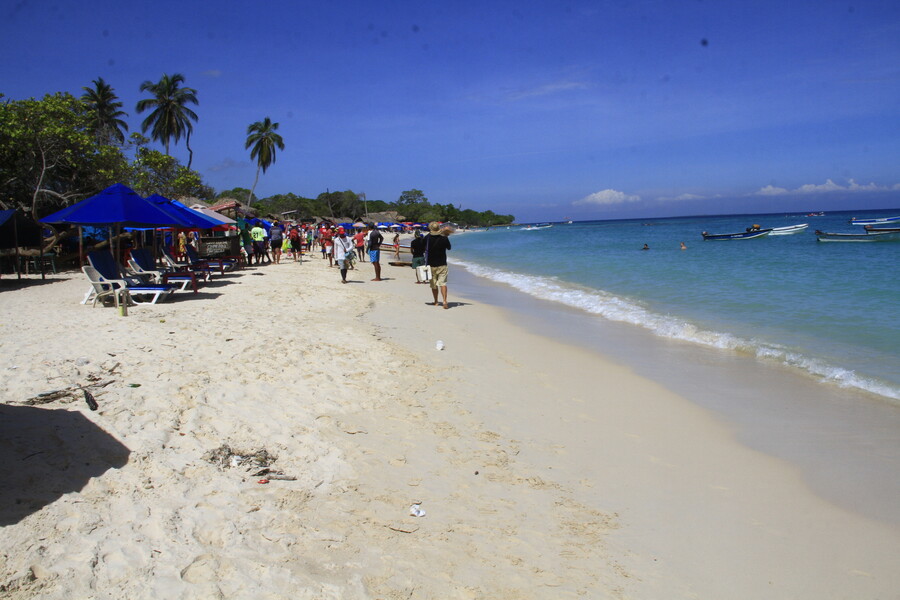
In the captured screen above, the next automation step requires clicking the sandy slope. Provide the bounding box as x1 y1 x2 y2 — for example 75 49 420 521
1 254 898 599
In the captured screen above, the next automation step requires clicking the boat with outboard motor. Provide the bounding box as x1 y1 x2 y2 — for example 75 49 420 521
522 223 553 230
701 225 772 240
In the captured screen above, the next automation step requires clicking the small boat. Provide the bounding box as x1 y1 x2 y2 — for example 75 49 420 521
815 229 900 242
768 223 808 235
850 215 900 226
806 211 825 217
701 228 772 240
865 226 900 233
522 223 553 230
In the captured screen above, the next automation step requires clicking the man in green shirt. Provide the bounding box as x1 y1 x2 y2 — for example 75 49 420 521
250 223 267 265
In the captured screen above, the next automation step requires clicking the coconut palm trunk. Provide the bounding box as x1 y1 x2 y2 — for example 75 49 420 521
248 166 261 206
186 130 194 169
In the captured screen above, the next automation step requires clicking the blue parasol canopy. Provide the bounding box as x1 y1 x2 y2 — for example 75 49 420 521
145 194 224 229
41 183 190 228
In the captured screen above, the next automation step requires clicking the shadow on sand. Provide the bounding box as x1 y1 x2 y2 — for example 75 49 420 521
0 404 130 526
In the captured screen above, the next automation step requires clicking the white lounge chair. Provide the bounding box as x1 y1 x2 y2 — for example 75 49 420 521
81 266 129 308
83 255 177 305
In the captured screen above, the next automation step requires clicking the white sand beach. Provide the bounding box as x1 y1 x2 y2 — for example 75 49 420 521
2 254 899 599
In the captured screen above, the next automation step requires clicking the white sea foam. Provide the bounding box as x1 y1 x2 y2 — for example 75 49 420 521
454 259 900 402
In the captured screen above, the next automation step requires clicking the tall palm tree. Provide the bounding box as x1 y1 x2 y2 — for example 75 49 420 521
135 73 199 167
244 117 285 205
81 77 129 145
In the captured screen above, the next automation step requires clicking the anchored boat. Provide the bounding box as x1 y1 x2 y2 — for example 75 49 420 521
522 223 553 230
701 227 772 240
815 229 900 242
769 223 808 235
849 215 900 226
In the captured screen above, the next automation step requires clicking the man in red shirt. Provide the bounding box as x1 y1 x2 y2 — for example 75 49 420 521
320 226 334 267
352 229 366 262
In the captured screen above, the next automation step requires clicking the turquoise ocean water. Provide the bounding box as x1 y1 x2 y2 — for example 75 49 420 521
451 209 900 402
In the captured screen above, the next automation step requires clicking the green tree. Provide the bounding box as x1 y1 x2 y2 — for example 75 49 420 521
256 192 321 219
313 190 363 219
365 199 390 213
129 147 212 200
0 92 128 219
316 191 342 218
392 188 430 221
136 73 199 167
81 77 129 145
216 187 256 204
244 117 284 206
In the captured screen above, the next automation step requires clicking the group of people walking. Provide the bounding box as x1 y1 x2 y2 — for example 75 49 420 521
240 219 309 266
238 219 454 308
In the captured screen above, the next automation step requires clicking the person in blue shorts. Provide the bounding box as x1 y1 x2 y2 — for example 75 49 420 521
367 223 383 281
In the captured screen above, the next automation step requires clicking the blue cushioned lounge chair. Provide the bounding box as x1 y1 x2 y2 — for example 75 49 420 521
128 248 199 292
86 250 177 305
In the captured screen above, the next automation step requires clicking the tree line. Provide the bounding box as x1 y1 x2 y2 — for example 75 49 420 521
0 75 513 227
219 188 514 227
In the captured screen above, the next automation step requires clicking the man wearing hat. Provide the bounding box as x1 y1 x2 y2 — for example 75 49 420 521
425 221 452 308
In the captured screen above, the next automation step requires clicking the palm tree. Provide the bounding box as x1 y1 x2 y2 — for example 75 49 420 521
244 117 285 205
135 73 199 167
81 77 129 145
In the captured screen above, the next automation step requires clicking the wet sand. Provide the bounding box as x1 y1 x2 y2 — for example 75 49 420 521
452 264 900 528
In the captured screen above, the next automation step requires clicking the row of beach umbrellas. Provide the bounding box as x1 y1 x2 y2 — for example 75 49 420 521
40 183 236 266
41 183 234 230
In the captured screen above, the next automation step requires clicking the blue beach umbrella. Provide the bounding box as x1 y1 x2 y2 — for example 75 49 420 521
145 194 224 229
41 183 191 266
41 183 191 228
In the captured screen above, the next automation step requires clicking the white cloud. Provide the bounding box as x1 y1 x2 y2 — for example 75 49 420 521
756 185 789 196
796 179 844 193
847 179 883 191
755 179 890 196
574 189 641 206
202 69 222 78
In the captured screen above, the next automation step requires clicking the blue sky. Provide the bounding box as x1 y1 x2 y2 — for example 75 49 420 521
3 0 899 221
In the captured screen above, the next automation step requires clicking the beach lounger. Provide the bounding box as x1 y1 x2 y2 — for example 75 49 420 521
81 266 129 308
82 265 176 305
161 247 216 278
128 248 199 292
86 251 177 305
